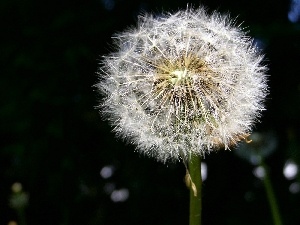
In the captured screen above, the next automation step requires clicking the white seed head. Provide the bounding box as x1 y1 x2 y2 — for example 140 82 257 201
96 7 268 163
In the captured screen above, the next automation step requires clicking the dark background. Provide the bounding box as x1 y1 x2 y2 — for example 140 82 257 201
1 0 300 224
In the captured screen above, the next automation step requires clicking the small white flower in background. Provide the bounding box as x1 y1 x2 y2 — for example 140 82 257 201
96 6 268 162
9 182 29 209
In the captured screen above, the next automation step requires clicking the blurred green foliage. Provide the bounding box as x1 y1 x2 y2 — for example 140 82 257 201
1 0 300 224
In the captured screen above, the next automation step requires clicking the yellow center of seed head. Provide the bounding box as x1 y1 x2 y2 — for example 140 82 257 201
170 68 188 85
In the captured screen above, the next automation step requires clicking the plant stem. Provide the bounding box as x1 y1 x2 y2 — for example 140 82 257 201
188 155 202 225
260 160 283 225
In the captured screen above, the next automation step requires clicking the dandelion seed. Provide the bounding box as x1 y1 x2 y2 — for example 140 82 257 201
95 6 268 162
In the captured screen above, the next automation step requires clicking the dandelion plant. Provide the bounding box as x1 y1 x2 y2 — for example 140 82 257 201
96 6 268 225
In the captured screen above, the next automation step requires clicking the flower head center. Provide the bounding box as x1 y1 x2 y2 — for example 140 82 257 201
170 68 188 85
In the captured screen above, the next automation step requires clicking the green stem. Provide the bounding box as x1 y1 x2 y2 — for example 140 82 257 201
188 155 202 225
260 160 283 225
17 208 27 225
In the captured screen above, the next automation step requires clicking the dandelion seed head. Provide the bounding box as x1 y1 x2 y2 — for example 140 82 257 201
96 6 268 162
